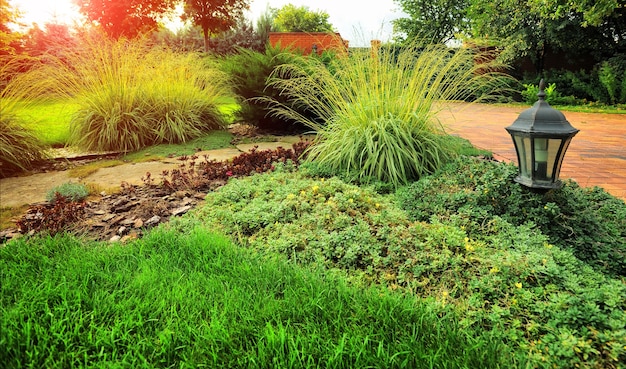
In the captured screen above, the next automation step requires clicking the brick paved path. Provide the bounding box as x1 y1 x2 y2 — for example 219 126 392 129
439 103 626 201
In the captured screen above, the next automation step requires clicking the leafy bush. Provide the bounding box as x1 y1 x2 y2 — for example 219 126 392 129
219 44 333 132
13 32 233 152
45 182 89 203
598 54 626 104
196 169 626 368
522 60 626 105
396 157 626 277
264 41 509 187
521 81 579 105
219 44 295 130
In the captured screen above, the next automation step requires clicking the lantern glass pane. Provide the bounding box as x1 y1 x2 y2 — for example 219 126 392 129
514 135 532 178
533 138 564 181
553 137 573 180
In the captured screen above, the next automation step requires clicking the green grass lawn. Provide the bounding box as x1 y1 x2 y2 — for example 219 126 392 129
12 100 78 147
11 99 241 151
0 225 512 368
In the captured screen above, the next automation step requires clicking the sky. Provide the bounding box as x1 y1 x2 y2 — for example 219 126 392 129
8 0 406 46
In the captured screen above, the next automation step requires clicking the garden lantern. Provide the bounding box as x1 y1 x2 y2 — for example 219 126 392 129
505 79 579 190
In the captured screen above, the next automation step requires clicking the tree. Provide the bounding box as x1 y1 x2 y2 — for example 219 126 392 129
526 0 623 27
467 0 625 73
272 4 334 33
392 0 469 44
181 0 250 53
0 0 23 56
23 22 77 57
74 0 176 38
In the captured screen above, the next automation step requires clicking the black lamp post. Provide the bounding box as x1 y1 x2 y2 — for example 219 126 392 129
505 79 579 190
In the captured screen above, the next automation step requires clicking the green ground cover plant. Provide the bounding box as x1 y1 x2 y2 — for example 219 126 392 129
195 167 626 368
263 41 509 187
396 157 626 277
0 226 510 368
11 33 234 152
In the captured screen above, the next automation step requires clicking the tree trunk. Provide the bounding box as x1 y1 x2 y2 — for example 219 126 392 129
202 26 210 53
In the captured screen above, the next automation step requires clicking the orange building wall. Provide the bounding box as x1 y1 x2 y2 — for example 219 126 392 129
269 32 348 55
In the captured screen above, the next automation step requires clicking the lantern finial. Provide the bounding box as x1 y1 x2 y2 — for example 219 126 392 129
538 79 546 101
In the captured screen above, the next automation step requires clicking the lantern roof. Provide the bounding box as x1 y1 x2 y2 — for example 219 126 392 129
506 80 579 136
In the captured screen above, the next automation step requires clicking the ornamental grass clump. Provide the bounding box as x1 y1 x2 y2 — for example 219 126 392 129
15 33 233 152
0 63 48 177
264 41 508 187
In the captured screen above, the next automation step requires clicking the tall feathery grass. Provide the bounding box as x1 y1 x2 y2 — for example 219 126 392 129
14 33 234 152
0 62 49 177
265 42 509 187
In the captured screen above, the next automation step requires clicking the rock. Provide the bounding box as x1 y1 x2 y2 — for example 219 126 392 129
146 215 161 226
121 218 136 225
134 218 144 228
111 197 128 207
110 235 121 242
114 201 139 212
171 205 192 217
117 226 127 235
109 215 125 225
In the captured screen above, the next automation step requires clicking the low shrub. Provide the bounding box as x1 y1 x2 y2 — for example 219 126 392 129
155 140 312 192
396 156 626 277
196 169 626 368
16 193 86 236
45 182 89 203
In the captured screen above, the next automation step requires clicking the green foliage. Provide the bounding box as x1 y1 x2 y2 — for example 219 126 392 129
264 41 508 187
396 156 626 277
220 44 314 131
467 0 625 74
520 81 578 105
393 0 470 44
14 33 234 152
0 226 509 368
598 54 626 104
45 182 89 203
272 4 335 32
197 169 626 368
